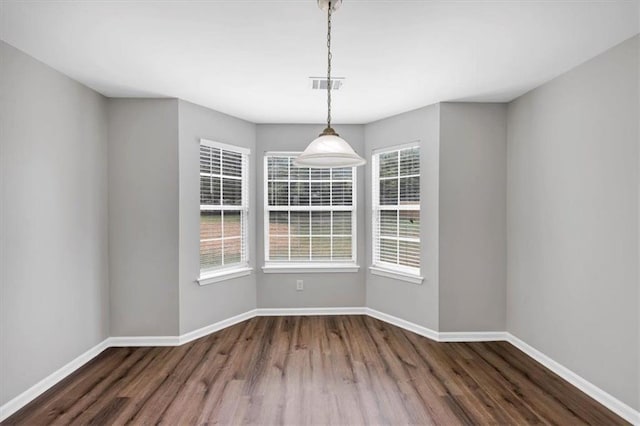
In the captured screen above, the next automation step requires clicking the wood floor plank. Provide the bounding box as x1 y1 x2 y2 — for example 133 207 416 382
446 343 553 425
483 341 623 425
2 316 629 426
6 349 131 426
59 348 154 425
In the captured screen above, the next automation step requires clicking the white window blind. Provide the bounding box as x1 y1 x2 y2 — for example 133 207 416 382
264 153 356 264
372 144 421 275
200 140 249 275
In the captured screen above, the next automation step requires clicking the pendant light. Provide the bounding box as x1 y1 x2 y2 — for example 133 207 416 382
294 0 366 168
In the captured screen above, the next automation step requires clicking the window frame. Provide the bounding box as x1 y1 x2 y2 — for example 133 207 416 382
198 139 252 285
371 142 424 284
262 151 359 273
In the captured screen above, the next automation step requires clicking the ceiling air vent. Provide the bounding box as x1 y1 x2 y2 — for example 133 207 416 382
310 77 345 90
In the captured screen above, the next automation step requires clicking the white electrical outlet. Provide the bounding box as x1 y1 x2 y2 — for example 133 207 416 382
296 280 304 291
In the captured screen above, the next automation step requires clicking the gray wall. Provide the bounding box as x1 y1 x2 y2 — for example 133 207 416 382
3 30 638 415
439 103 507 332
256 124 366 308
108 98 180 336
178 100 257 334
507 35 639 410
364 105 441 330
0 42 109 405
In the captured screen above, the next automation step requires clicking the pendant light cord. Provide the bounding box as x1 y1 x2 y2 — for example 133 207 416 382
327 1 332 129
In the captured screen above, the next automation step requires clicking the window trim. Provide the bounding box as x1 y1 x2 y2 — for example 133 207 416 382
201 138 251 156
198 139 251 283
198 266 253 286
371 142 422 281
263 263 360 274
263 151 358 271
369 265 423 284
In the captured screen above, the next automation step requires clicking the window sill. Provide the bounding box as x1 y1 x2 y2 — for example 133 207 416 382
197 266 253 285
369 266 424 284
262 263 360 274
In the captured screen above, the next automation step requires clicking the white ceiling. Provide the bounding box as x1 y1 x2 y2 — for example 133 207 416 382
1 0 638 124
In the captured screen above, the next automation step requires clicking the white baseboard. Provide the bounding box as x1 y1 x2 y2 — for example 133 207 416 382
506 333 640 425
0 338 110 422
179 309 258 345
107 335 181 347
3 309 637 425
364 310 639 424
365 309 508 343
438 331 508 342
256 307 366 316
364 308 440 341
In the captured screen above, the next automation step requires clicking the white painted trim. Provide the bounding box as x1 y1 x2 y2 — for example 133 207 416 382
364 308 439 341
199 139 250 271
369 265 424 284
263 152 358 265
438 331 508 342
263 151 302 157
197 266 253 285
506 333 640 425
262 263 360 273
3 311 637 426
372 140 421 154
371 143 423 275
179 309 258 345
365 309 507 343
0 339 110 422
362 312 640 424
107 335 181 347
200 138 250 155
257 307 367 316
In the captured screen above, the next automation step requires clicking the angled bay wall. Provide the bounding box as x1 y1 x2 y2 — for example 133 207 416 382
178 100 257 334
364 104 441 331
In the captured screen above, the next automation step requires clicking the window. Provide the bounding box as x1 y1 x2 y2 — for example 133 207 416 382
199 139 250 284
372 144 422 282
263 153 358 272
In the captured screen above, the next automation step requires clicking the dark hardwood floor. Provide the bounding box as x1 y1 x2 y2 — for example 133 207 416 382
3 316 628 425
